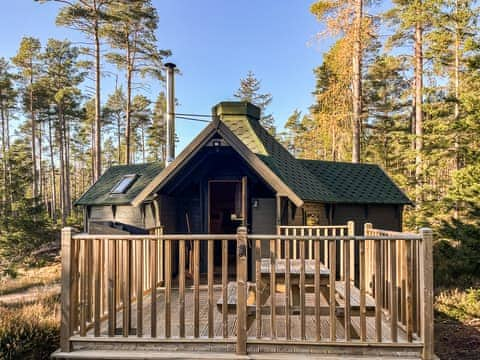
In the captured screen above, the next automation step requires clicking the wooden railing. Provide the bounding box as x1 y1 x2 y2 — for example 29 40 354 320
278 223 354 281
364 224 434 359
59 224 434 359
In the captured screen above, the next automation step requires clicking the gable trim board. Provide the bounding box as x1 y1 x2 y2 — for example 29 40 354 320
131 118 304 207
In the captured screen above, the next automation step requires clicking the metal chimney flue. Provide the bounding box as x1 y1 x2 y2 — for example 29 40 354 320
165 62 176 165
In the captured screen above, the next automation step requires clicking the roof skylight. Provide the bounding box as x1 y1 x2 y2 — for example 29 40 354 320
111 174 138 194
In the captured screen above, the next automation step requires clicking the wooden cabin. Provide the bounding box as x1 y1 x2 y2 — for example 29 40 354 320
56 102 434 359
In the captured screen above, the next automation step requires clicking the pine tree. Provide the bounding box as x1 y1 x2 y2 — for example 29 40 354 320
38 0 112 182
12 37 42 202
42 39 85 225
234 71 275 133
363 55 411 172
104 0 170 164
103 87 126 164
131 94 152 163
0 58 16 216
310 0 373 163
147 92 167 163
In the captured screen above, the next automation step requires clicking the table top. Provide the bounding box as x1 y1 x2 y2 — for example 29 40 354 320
260 258 330 277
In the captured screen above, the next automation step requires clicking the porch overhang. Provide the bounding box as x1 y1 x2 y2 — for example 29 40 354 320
131 119 304 208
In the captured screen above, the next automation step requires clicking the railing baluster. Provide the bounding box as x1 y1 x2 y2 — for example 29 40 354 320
72 238 79 333
108 239 116 336
329 239 336 341
179 239 186 338
80 239 87 336
375 239 382 342
406 239 413 342
285 237 291 340
359 239 366 341
308 228 313 260
194 239 200 338
324 228 329 267
255 238 262 338
222 239 228 338
270 238 276 339
136 239 143 337
208 239 214 338
344 238 351 341
340 228 344 280
300 233 305 340
122 240 131 337
390 238 397 342
165 239 171 338
314 236 321 341
94 239 101 336
87 238 92 324
150 237 158 338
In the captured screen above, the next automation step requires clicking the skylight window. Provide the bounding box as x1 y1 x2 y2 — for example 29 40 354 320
111 174 138 194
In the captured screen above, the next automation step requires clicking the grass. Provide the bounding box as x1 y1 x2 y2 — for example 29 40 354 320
0 293 60 360
0 262 60 296
434 288 480 360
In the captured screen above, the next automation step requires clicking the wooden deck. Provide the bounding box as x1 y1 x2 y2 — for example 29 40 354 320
90 284 416 342
55 224 434 359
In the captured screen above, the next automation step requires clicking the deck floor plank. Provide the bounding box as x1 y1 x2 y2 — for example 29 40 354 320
92 282 413 343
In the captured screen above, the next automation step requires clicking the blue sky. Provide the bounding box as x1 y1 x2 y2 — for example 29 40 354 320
1 0 330 151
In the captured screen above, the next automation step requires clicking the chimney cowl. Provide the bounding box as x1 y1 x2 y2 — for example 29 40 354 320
212 101 261 121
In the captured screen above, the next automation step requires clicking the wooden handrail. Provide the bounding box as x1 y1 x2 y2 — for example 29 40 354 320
60 224 432 358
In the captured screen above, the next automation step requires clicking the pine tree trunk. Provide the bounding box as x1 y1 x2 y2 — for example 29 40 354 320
117 115 122 164
454 8 460 171
352 0 363 163
39 120 44 207
0 91 6 215
414 15 424 211
125 44 132 165
30 72 38 202
58 103 67 226
453 0 460 219
48 113 57 222
142 125 146 163
93 16 102 182
65 114 71 219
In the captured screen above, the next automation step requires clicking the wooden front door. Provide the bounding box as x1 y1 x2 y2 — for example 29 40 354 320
208 178 247 268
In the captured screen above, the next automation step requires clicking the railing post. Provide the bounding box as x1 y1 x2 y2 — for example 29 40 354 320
60 227 73 352
236 226 248 355
420 228 434 359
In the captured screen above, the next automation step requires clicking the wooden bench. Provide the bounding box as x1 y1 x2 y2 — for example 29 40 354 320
216 281 257 315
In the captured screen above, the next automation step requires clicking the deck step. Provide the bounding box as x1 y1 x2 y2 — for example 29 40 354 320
52 349 422 359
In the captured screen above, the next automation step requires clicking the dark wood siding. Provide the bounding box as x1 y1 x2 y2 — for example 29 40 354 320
332 204 402 234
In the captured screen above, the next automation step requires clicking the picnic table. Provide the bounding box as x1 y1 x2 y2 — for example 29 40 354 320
260 258 330 306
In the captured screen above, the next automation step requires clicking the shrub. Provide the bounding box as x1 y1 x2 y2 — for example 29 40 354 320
435 288 480 322
0 294 60 360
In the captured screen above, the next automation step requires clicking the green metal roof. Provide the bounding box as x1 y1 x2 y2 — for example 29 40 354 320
74 162 163 206
299 159 412 204
215 101 411 205
78 102 411 207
